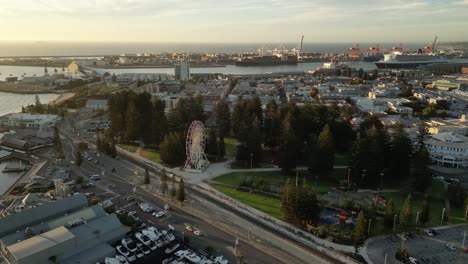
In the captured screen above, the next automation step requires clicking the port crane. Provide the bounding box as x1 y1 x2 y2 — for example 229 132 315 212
292 36 304 60
391 43 411 53
348 43 361 60
368 44 387 55
422 36 438 53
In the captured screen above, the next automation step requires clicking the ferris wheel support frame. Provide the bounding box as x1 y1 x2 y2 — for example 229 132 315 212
184 120 209 172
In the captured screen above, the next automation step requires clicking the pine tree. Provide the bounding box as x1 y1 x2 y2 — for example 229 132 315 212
390 123 413 180
125 99 139 140
170 181 176 200
34 95 43 114
419 195 430 225
144 168 150 185
177 179 186 205
96 133 103 152
109 141 117 158
160 170 168 196
400 194 413 230
75 149 82 166
353 210 367 254
278 111 298 171
206 129 218 158
317 124 335 172
295 184 320 224
412 146 432 192
281 178 292 221
53 126 65 159
384 199 395 228
264 100 280 150
217 132 225 158
216 101 231 136
160 132 185 166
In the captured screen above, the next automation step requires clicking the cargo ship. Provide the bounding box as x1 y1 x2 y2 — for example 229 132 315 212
236 38 303 66
362 54 384 62
235 54 298 66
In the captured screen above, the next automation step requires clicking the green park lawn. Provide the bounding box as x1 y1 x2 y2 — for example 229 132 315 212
117 143 139 153
224 137 240 159
212 169 341 194
140 148 163 163
211 184 284 220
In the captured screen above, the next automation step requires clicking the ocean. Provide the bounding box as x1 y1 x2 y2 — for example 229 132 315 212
0 41 436 57
0 92 59 117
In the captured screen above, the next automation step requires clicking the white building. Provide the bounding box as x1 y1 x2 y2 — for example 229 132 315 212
0 114 60 128
424 132 468 168
85 99 109 111
174 62 190 81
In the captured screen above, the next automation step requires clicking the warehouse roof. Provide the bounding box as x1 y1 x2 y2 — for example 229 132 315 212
7 226 75 261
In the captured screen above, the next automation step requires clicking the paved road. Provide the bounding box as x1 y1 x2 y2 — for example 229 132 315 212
58 125 311 264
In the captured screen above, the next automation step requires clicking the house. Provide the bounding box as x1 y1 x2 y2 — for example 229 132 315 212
85 99 108 111
424 132 468 168
0 113 60 128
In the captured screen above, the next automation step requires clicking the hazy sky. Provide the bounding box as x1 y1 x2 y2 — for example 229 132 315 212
0 0 467 43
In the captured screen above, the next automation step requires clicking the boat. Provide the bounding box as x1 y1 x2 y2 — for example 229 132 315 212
362 54 384 62
235 54 298 66
374 52 449 69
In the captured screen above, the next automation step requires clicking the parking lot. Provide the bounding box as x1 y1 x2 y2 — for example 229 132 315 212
366 225 468 264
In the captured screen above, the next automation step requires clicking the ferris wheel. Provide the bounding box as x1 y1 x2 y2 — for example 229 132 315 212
184 121 209 172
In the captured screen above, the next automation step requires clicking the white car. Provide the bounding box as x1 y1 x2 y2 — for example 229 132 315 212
116 245 129 257
408 257 419 264
115 255 129 264
135 232 151 246
142 228 160 241
126 254 136 263
153 211 165 218
101 200 113 207
166 233 176 241
135 249 144 259
137 243 150 255
445 243 457 251
423 229 434 236
193 230 202 236
147 241 157 251
175 250 190 258
155 240 164 248
121 238 137 253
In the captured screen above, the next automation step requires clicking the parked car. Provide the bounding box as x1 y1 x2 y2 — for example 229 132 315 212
116 245 129 257
445 244 457 251
423 229 433 237
186 225 193 232
420 256 431 264
153 211 165 218
135 232 151 246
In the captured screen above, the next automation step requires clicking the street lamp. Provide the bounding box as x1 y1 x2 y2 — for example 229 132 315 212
368 219 372 235
250 153 253 169
393 214 397 232
463 230 466 248
380 172 384 190
465 204 468 221
441 207 446 225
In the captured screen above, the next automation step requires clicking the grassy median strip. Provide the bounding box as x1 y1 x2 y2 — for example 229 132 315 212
211 184 284 220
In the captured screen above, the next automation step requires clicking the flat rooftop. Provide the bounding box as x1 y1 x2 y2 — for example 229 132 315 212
7 226 75 261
